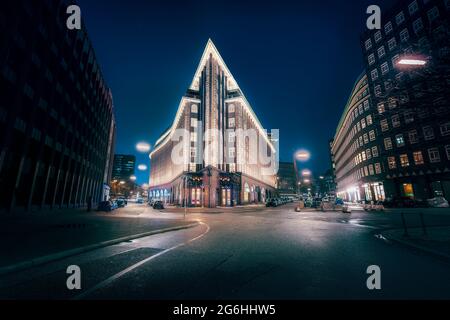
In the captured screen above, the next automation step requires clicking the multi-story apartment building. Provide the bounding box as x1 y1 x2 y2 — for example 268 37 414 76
0 0 116 212
112 154 136 182
149 40 277 207
331 74 386 202
276 162 298 196
361 0 450 200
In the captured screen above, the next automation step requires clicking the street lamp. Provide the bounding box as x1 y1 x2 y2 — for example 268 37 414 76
136 142 151 153
397 58 427 67
302 169 312 177
295 150 311 162
138 164 148 171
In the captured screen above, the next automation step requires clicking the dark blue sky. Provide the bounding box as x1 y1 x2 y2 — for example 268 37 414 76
78 0 394 184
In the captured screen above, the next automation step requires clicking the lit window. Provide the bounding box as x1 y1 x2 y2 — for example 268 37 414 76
228 104 235 113
388 157 397 169
361 119 367 129
375 163 382 174
372 146 379 157
191 132 197 142
191 104 198 113
428 148 441 163
364 134 369 144
369 130 376 141
381 119 389 132
367 115 373 126
423 126 435 140
191 118 198 128
228 118 235 128
400 154 410 167
369 165 375 175
395 134 405 147
413 151 424 165
384 137 393 150
440 122 450 136
378 103 385 114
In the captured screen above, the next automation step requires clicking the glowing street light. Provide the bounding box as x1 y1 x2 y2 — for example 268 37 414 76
295 150 311 162
130 175 137 181
120 181 126 185
303 179 311 184
397 58 427 66
136 142 151 153
302 169 312 177
138 164 148 171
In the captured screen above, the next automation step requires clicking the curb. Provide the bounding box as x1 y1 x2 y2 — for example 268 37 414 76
0 221 200 276
382 233 450 262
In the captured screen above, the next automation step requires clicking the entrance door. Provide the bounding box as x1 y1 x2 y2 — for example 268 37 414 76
403 183 414 198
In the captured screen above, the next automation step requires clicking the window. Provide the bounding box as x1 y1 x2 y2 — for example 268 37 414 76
367 115 373 125
408 1 419 15
372 146 379 157
364 100 370 111
374 31 382 42
374 85 382 97
381 119 389 132
358 104 364 114
228 104 235 113
392 115 401 128
396 134 405 147
365 39 373 50
428 7 440 22
428 148 441 163
361 119 367 129
191 118 198 128
446 145 450 160
368 54 376 65
369 130 376 141
228 118 235 128
423 126 435 140
371 69 379 80
364 134 369 144
191 132 197 142
384 137 393 150
388 157 397 169
369 165 375 175
404 112 414 124
413 18 424 33
377 103 385 114
389 97 397 109
388 38 397 51
385 80 393 91
375 163 382 174
413 151 424 165
400 154 410 167
366 148 372 160
408 130 418 144
385 22 393 34
381 62 389 75
440 122 450 136
396 12 405 25
191 104 198 113
400 29 410 42
229 147 236 159
378 46 386 58
362 151 367 161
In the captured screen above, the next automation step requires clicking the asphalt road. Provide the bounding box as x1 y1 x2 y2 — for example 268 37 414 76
2 204 450 300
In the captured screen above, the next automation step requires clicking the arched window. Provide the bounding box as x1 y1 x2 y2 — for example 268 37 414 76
191 104 198 113
244 183 250 203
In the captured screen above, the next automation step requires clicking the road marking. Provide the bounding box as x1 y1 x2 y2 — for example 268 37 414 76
73 222 210 300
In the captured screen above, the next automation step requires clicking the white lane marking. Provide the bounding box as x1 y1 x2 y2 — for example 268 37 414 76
73 222 210 300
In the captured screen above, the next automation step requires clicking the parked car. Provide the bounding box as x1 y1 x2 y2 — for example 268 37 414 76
266 198 278 207
148 199 155 207
116 198 127 208
98 200 115 212
153 201 165 210
136 197 144 204
427 197 449 208
384 196 416 208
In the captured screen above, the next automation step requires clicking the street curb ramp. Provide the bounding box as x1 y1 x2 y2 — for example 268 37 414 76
0 221 200 276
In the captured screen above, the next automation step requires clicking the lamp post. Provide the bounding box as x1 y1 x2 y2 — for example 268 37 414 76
293 150 311 195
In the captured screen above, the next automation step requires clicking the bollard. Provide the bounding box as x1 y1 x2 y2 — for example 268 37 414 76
401 212 409 238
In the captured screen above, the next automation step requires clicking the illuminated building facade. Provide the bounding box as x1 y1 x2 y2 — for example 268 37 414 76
0 0 116 212
331 73 386 202
361 0 450 200
149 40 277 207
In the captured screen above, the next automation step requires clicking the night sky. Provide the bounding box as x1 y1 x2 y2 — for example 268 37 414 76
77 0 394 184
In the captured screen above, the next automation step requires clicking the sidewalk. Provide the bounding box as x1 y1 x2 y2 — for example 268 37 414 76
163 204 266 214
0 207 198 274
382 226 450 260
